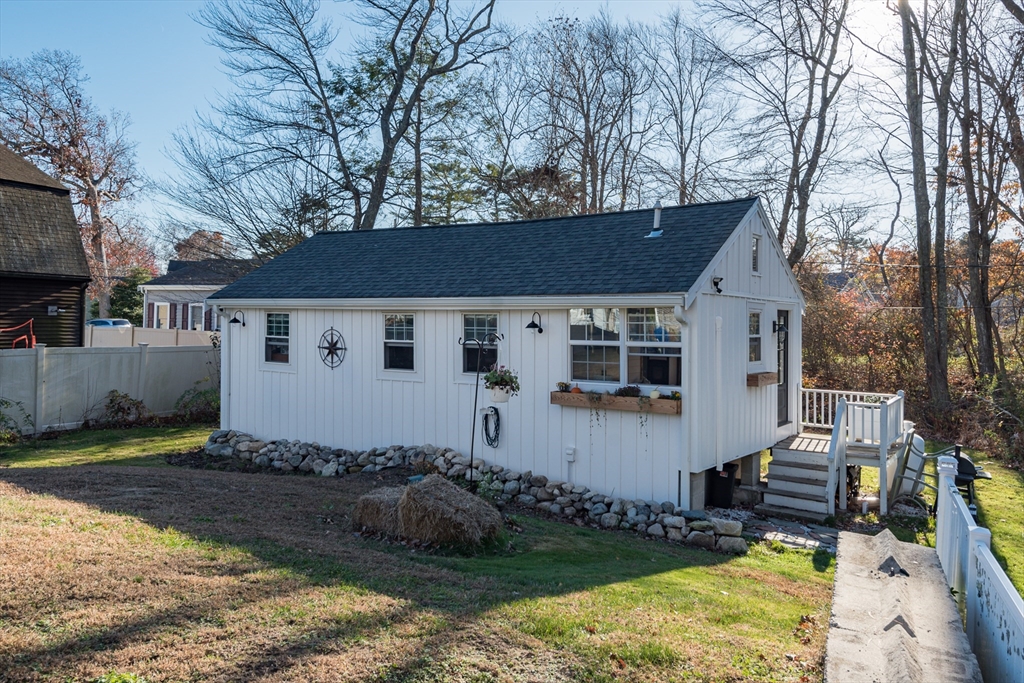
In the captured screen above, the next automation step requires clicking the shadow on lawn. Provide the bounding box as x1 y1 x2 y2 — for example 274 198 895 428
0 465 779 680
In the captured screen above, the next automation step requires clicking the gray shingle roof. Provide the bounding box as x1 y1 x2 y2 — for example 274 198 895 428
0 145 67 190
147 259 258 287
0 150 90 280
210 197 759 301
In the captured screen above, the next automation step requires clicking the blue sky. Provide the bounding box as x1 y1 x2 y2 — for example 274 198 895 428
0 0 691 226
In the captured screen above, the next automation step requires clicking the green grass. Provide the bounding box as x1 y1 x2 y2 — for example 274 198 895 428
0 426 210 468
971 458 1024 592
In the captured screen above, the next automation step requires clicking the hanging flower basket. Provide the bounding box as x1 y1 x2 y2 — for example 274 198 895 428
483 365 519 403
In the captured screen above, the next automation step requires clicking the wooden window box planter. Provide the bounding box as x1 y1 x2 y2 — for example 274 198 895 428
549 391 682 415
746 372 778 387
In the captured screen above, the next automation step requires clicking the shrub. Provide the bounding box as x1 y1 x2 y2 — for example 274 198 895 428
101 390 150 427
0 396 31 443
174 384 220 425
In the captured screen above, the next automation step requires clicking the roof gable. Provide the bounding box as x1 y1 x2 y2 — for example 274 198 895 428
145 259 258 287
0 145 67 191
211 197 759 301
0 183 90 280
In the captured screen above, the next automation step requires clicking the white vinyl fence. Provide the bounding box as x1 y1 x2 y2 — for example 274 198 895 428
0 343 219 434
935 456 1024 683
86 325 214 348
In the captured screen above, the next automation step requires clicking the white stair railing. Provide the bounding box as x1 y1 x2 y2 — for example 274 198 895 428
801 387 898 430
824 398 848 516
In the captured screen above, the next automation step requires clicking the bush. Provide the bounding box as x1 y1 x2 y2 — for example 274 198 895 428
100 390 150 427
174 384 220 424
0 396 31 443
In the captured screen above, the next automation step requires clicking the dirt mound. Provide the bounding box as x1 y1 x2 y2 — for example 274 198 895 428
398 474 502 546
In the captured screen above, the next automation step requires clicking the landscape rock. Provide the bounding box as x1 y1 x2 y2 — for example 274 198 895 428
503 480 521 496
685 530 716 549
667 527 685 541
600 513 621 528
590 503 608 517
662 516 688 529
711 518 743 537
321 461 339 477
647 523 665 538
688 520 713 531
515 494 537 507
678 509 707 521
716 536 749 554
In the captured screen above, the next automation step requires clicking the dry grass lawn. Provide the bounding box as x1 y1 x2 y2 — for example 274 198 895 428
0 448 834 682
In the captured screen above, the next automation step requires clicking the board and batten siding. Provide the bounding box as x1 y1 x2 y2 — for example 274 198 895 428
686 209 803 473
222 306 688 505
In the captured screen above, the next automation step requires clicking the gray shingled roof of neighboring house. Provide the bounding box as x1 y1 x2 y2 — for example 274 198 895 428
211 197 759 300
0 145 91 280
146 259 259 287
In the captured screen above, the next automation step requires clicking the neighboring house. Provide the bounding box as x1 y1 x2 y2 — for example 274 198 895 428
823 271 880 306
209 197 807 510
140 259 256 332
0 145 91 348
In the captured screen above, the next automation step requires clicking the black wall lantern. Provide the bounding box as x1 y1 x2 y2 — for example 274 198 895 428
525 311 544 334
712 277 723 293
773 320 788 344
229 310 246 327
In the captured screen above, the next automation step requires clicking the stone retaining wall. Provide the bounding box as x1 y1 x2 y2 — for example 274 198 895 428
205 430 748 554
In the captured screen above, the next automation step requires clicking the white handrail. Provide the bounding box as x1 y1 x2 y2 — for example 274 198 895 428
824 398 847 516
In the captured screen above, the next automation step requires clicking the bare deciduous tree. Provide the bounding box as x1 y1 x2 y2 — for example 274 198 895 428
0 50 139 317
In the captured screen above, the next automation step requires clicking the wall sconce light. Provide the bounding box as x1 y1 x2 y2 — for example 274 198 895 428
773 320 788 344
229 310 246 327
525 312 544 334
712 277 723 293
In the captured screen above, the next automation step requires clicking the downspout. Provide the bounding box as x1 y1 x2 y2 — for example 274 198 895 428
674 304 693 508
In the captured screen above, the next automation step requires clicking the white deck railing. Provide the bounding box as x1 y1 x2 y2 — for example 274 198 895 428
805 388 906 515
800 387 898 430
935 456 1024 683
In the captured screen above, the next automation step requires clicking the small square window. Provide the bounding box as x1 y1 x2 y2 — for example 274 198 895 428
462 314 498 373
266 313 290 363
384 314 415 370
748 311 762 363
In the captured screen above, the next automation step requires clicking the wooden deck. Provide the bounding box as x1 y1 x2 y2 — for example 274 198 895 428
775 432 902 460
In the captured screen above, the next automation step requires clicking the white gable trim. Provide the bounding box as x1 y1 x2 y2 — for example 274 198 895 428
684 199 805 310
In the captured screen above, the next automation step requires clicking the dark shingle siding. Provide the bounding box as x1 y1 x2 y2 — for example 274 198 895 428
0 183 91 280
211 198 758 300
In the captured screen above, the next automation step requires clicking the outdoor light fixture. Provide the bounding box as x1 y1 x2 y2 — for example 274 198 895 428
773 320 788 344
525 311 544 334
712 277 723 293
229 310 246 327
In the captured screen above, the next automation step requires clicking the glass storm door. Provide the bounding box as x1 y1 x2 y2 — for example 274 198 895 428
777 310 790 425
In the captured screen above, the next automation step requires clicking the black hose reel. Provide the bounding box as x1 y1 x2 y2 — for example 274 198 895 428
482 406 500 448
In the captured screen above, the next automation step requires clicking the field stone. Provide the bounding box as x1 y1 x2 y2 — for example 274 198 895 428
535 488 556 502
711 518 743 537
663 516 688 529
667 527 685 541
610 499 624 515
590 503 608 517
600 513 621 528
503 480 521 496
688 520 713 531
320 461 338 477
537 502 553 513
298 455 314 472
686 530 716 549
549 503 562 515
515 494 537 507
716 536 749 555
529 475 548 487
489 480 504 491
312 459 326 475
254 455 270 467
678 509 707 521
448 465 467 478
647 523 665 538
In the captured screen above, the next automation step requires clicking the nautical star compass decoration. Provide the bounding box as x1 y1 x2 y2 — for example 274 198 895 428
317 328 347 369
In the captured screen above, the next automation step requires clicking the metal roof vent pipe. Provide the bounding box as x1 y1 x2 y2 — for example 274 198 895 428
645 201 664 238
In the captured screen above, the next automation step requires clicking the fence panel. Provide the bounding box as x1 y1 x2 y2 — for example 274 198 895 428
0 344 218 433
969 543 1024 683
87 326 213 348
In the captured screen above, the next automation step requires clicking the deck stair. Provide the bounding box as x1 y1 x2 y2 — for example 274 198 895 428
758 388 910 520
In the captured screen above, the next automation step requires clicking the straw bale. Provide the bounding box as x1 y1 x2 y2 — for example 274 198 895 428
399 474 502 546
352 486 404 536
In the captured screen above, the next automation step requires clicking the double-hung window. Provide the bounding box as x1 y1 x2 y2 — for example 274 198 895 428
626 307 682 386
265 313 290 363
748 311 762 363
569 308 621 382
384 314 415 370
462 313 498 373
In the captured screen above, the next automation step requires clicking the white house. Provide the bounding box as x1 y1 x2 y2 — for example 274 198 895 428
140 259 255 331
208 197 819 511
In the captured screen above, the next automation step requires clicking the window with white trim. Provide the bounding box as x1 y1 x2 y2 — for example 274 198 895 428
462 313 498 373
748 310 762 363
189 303 204 331
154 303 169 329
384 313 415 370
626 307 682 385
265 313 290 363
570 308 621 382
752 235 761 273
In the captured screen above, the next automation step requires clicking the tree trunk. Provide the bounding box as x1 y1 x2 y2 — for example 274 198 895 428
87 186 111 318
413 99 424 227
899 0 950 407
